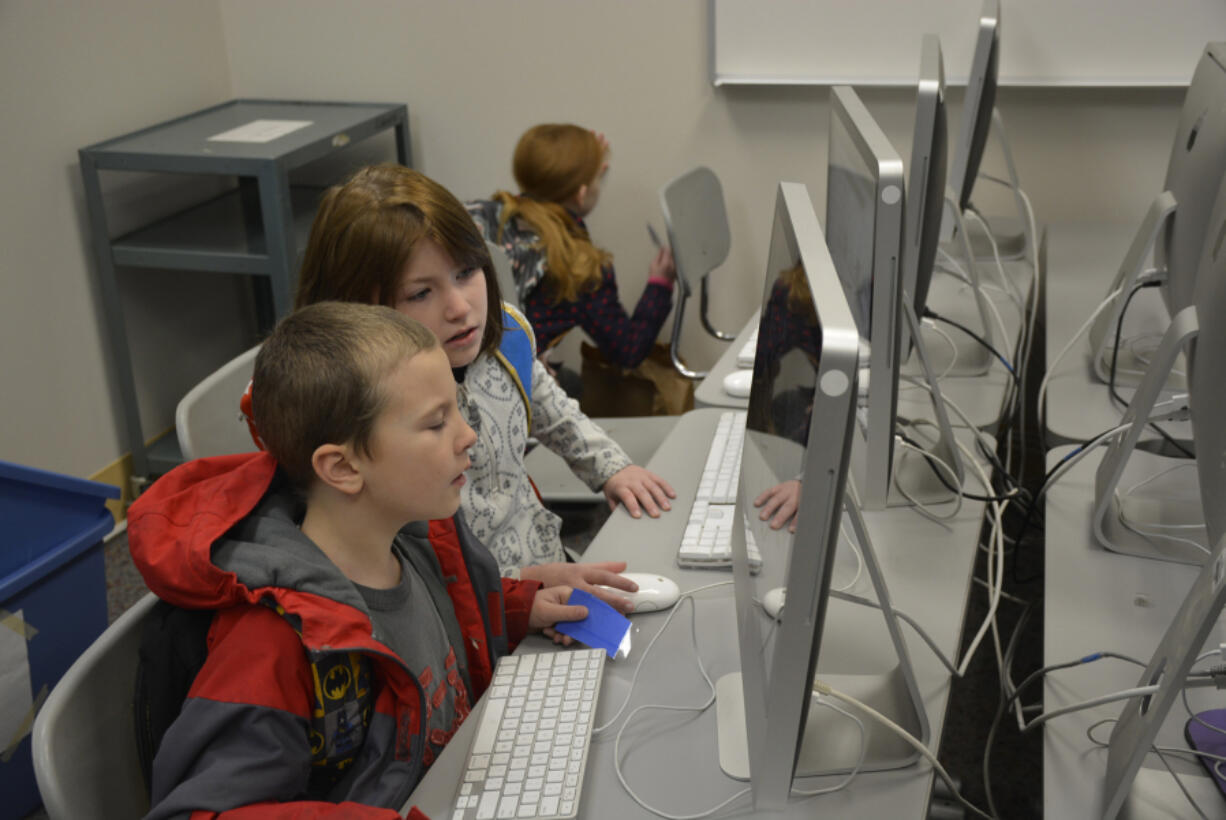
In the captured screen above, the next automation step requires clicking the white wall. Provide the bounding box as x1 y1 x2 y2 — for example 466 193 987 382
0 0 249 479
217 0 1183 372
2 0 1189 483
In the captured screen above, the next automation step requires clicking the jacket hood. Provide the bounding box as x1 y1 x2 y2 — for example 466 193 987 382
128 452 395 653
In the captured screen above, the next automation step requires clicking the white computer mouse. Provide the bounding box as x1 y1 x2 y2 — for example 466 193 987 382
762 586 786 620
723 369 753 398
602 572 681 614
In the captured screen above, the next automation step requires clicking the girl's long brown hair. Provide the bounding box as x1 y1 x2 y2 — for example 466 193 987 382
493 124 612 303
296 164 503 356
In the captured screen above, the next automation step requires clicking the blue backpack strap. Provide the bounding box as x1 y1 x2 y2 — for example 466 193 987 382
493 303 534 427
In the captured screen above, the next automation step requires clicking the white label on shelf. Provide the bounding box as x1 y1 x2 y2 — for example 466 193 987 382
0 609 34 757
207 119 313 143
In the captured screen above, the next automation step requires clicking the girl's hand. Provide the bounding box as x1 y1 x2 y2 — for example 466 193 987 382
753 480 802 532
529 586 589 645
521 561 638 614
649 247 677 283
603 465 676 519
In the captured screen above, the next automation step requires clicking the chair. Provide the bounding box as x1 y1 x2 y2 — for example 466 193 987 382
31 593 158 819
659 166 736 379
175 345 261 460
486 240 519 310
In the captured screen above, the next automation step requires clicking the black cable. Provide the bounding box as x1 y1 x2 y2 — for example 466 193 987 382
896 432 1020 503
1010 423 1127 584
924 307 1022 391
1107 280 1194 459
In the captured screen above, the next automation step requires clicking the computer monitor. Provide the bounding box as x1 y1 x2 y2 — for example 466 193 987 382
901 34 950 361
827 83 962 510
715 182 926 809
1155 42 1226 317
825 85 904 509
1101 190 1226 818
948 0 1000 216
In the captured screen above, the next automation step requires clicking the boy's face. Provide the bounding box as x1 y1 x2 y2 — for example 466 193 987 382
393 239 488 369
357 348 477 524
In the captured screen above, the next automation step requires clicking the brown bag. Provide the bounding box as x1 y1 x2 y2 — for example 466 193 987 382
579 342 695 417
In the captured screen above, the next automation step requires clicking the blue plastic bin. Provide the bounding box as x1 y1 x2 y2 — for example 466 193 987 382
0 460 118 818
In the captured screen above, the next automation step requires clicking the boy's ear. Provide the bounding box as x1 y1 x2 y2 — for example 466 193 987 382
310 443 364 496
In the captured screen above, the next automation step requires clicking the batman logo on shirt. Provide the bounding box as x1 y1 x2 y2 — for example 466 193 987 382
323 664 352 700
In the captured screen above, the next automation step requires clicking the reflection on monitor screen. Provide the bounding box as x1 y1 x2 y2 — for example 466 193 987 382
826 85 905 510
715 182 926 810
902 34 949 358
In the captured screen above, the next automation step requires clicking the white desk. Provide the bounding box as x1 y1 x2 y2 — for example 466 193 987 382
1043 445 1224 819
406 408 989 818
693 313 755 411
524 416 679 504
1042 223 1191 448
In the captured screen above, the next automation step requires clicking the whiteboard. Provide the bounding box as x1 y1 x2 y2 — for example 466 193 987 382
711 0 1226 87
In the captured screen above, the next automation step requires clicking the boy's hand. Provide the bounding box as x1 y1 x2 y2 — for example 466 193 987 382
530 586 589 645
603 465 676 519
521 561 638 614
753 479 801 532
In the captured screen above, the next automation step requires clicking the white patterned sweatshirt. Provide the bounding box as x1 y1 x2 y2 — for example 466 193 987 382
457 304 632 574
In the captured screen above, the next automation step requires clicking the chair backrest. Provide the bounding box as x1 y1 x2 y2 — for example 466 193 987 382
176 345 261 460
32 593 158 820
486 239 519 309
659 166 732 297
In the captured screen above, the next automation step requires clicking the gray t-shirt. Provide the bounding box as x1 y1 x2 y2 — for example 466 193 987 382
353 551 468 765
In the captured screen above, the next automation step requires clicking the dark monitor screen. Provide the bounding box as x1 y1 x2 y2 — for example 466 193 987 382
950 0 1000 213
729 181 860 806
903 34 949 355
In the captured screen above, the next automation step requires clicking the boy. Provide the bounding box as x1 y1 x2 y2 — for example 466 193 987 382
128 302 587 818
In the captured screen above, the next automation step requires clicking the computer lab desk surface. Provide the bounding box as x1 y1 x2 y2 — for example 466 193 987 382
695 256 1033 431
406 408 988 818
1042 223 1192 449
1043 445 1222 818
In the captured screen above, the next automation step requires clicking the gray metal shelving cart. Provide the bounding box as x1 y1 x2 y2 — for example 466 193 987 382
80 99 410 488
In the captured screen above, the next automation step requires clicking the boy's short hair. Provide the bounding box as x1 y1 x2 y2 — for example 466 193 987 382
252 302 439 490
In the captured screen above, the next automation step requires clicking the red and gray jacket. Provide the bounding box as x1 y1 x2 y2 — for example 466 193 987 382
128 451 541 819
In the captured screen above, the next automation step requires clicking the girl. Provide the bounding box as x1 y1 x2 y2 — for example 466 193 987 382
293 164 676 594
466 124 676 383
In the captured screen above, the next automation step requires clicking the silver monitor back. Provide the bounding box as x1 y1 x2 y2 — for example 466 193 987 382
825 85 905 509
729 182 860 808
1156 42 1226 316
901 34 949 359
949 0 1000 214
1101 172 1226 820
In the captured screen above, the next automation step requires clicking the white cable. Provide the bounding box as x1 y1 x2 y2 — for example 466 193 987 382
789 698 868 797
1037 286 1124 433
964 209 1023 308
1039 425 1131 499
611 595 753 819
813 680 994 820
951 437 1009 678
1116 506 1211 555
1020 685 1159 732
893 437 964 521
593 581 731 736
833 522 864 593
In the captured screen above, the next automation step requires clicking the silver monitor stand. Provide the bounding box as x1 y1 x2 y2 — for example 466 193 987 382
1093 305 1207 565
714 484 929 781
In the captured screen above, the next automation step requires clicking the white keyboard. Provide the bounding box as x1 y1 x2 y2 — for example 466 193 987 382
677 412 762 572
452 650 604 820
736 329 759 368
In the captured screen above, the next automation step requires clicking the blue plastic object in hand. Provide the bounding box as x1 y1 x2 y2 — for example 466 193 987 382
554 588 632 659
